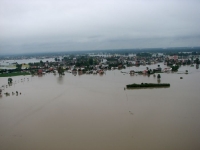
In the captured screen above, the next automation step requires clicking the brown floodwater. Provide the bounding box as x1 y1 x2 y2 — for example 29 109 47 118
0 64 200 150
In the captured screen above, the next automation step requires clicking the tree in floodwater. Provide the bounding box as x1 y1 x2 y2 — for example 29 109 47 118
157 74 161 83
8 78 13 85
57 66 64 76
195 58 199 64
157 74 161 79
171 65 179 71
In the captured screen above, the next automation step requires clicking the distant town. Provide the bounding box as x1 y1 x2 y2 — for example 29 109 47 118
0 47 200 77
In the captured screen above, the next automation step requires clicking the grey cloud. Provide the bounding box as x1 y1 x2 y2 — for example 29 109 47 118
0 0 200 54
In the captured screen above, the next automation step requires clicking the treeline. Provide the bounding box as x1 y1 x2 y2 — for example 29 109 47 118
136 53 152 57
126 83 170 88
1 47 200 59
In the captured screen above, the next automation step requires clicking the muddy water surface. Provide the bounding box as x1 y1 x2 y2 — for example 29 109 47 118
0 65 200 150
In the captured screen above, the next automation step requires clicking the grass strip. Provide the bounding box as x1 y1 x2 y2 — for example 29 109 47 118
0 72 30 77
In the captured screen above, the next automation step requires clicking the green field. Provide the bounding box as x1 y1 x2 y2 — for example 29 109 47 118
0 72 30 77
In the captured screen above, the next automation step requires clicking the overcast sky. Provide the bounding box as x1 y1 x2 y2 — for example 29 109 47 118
0 0 200 54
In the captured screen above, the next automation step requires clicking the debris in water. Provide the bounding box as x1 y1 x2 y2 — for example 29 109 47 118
129 111 133 115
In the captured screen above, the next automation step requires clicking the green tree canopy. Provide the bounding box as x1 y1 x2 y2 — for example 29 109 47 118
57 66 64 76
157 74 161 79
16 64 22 70
8 78 13 84
89 58 93 65
195 58 199 64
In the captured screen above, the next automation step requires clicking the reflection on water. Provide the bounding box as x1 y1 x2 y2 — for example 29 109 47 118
78 71 83 76
72 71 77 76
57 76 64 84
196 64 199 69
0 65 200 150
157 79 161 83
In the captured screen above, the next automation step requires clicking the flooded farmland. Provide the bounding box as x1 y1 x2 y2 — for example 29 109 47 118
0 65 200 150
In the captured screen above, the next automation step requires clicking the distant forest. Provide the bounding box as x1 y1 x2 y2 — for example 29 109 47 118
1 47 200 58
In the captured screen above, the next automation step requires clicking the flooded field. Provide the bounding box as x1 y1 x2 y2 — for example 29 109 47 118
0 58 56 70
0 65 200 150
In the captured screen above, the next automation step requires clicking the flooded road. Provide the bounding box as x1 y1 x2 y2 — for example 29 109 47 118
0 65 200 150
